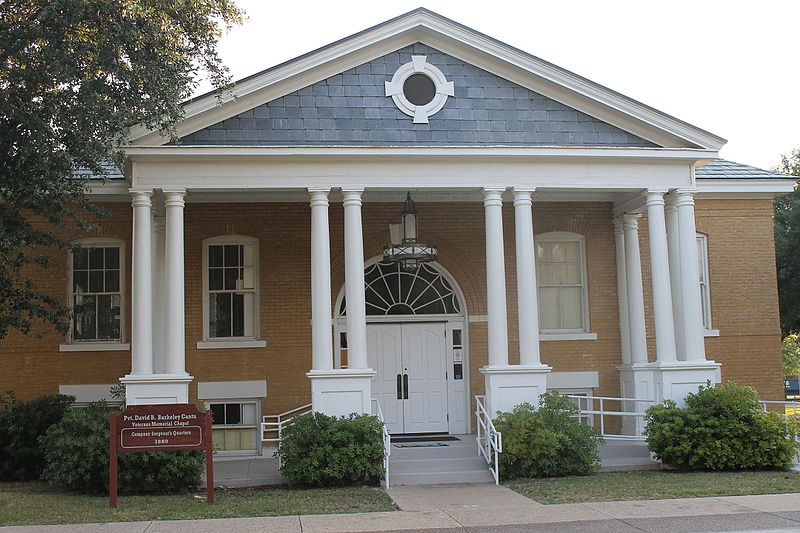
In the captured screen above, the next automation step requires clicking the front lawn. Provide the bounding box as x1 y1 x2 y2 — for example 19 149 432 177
506 470 800 504
0 482 395 526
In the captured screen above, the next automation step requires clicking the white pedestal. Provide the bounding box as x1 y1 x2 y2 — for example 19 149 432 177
617 363 655 436
307 369 375 417
480 365 551 418
120 373 193 405
650 360 721 406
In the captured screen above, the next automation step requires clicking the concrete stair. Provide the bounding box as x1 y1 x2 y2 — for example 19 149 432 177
388 435 495 485
598 440 659 471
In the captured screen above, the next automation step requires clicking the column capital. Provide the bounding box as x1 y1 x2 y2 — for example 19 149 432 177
613 216 625 234
341 188 363 206
309 188 330 207
161 187 187 195
130 189 153 207
512 188 534 206
645 189 666 207
674 188 698 208
483 187 505 205
308 187 332 193
622 212 641 230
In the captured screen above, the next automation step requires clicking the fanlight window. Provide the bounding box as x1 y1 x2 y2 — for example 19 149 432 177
339 262 460 316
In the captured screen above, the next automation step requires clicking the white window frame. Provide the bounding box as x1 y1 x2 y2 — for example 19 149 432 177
697 233 718 336
60 237 129 352
199 235 265 349
535 231 591 335
204 399 261 456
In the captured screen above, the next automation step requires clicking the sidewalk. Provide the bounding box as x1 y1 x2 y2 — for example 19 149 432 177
2 485 799 532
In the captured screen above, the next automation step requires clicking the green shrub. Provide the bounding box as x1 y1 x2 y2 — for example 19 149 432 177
644 380 800 470
493 392 603 479
276 412 385 487
0 391 74 481
41 402 204 494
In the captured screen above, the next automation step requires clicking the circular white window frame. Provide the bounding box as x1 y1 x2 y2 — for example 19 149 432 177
385 55 454 124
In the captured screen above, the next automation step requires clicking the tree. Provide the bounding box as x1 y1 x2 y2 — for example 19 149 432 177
784 333 800 378
0 0 243 339
775 149 800 337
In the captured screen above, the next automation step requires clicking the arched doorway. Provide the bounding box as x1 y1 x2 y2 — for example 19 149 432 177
335 260 470 434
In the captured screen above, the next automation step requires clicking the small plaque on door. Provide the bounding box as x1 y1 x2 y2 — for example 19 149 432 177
453 349 463 363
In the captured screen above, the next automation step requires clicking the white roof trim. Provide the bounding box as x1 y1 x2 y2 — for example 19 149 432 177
125 145 718 160
696 179 797 198
127 9 725 151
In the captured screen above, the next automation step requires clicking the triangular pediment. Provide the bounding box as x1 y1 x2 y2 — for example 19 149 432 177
128 9 725 151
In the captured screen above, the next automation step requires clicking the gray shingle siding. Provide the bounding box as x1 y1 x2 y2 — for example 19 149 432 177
179 43 657 147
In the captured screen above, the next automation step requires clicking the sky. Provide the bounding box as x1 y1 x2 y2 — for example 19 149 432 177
197 1 800 171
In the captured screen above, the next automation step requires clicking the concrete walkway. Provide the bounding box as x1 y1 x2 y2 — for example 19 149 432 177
2 485 799 532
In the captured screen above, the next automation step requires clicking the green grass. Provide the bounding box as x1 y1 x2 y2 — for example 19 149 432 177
506 470 800 504
0 482 395 526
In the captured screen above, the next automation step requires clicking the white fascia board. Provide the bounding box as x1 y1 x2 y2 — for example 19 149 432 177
127 12 725 151
696 179 797 199
127 147 703 191
124 145 717 160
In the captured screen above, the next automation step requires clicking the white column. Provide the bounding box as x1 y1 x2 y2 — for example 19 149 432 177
623 214 648 364
310 188 333 372
665 194 685 360
613 217 631 365
163 189 188 375
483 187 509 368
342 188 368 370
646 190 678 364
130 190 154 375
152 215 166 374
513 188 542 367
675 189 706 361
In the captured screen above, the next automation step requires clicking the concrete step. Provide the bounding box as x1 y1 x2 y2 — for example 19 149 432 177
390 455 489 474
389 469 495 485
390 440 477 460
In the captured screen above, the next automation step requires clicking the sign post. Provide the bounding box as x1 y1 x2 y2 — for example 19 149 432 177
109 404 214 507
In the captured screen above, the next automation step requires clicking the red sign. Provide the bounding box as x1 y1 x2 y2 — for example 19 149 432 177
109 404 214 508
116 404 206 452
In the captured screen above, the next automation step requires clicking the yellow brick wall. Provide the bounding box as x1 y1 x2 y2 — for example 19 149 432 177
0 198 785 414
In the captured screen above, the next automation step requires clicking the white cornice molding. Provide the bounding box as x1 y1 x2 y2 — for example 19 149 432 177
127 11 726 151
123 145 718 161
695 179 797 198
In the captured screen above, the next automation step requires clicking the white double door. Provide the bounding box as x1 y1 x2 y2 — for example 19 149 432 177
367 322 448 434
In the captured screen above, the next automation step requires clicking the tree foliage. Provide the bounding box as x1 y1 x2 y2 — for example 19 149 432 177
783 332 800 377
0 0 243 338
774 149 800 336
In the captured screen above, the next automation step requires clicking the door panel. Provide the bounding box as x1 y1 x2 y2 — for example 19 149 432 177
368 322 448 434
366 325 403 434
402 323 448 433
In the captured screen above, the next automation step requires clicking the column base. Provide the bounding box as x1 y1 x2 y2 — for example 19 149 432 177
307 369 375 417
480 365 552 418
649 360 721 406
617 363 655 436
120 373 193 405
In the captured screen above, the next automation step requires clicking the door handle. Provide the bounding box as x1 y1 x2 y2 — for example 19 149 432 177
403 373 409 400
396 374 403 400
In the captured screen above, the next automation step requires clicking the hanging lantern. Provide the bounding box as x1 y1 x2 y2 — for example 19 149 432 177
383 192 438 271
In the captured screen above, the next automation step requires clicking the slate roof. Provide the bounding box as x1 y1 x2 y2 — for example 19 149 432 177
73 160 125 180
696 159 796 180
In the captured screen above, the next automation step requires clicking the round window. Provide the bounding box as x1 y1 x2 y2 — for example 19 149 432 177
403 74 436 106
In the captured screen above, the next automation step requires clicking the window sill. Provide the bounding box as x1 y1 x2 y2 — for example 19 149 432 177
59 343 130 352
540 333 598 342
704 329 720 337
196 339 267 350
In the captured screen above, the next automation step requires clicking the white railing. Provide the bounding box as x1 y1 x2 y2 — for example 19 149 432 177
371 398 391 488
261 403 312 444
474 395 501 484
563 394 655 441
760 400 800 421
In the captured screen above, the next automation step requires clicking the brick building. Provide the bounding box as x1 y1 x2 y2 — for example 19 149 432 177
1 9 794 454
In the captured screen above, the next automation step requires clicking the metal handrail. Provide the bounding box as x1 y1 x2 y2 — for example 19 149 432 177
474 395 501 484
371 398 391 488
563 394 655 441
261 403 312 444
